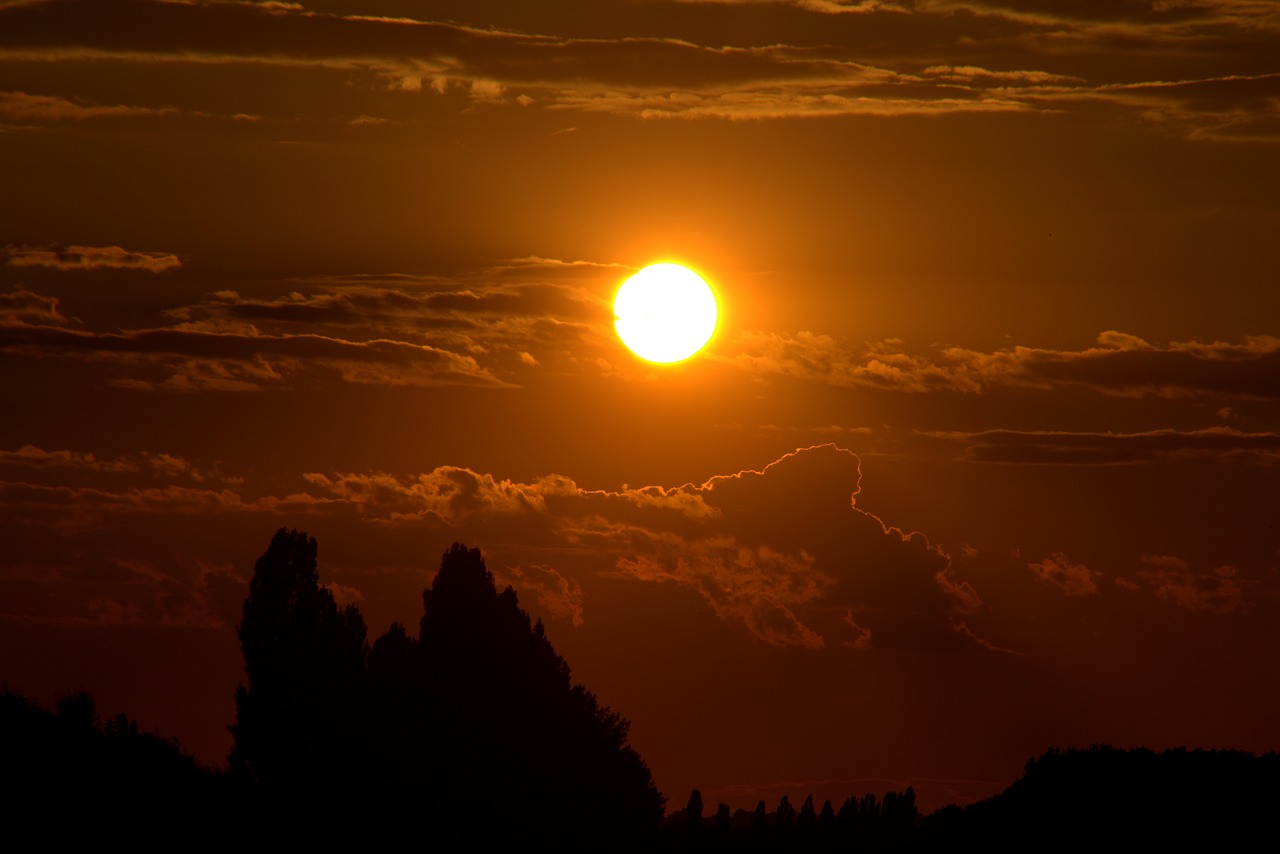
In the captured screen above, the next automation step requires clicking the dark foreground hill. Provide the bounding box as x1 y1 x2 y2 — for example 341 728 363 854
0 688 233 840
921 744 1280 852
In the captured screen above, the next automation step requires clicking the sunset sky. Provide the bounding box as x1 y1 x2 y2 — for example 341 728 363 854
2 0 1278 812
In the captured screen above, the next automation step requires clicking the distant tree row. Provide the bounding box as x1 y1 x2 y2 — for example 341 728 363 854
659 744 1280 852
664 786 919 853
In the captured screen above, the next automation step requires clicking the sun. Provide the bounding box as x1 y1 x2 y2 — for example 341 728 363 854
614 263 719 364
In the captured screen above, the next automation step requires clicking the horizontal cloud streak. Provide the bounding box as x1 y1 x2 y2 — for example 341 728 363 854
4 243 181 272
934 427 1280 465
0 322 505 391
0 90 179 123
721 331 1280 400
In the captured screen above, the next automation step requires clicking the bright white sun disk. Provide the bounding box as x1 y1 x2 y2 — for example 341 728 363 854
614 263 718 363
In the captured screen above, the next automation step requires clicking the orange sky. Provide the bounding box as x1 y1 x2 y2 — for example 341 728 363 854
2 0 1278 812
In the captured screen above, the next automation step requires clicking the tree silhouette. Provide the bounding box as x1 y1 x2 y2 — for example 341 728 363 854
228 531 663 847
229 528 369 796
416 542 663 848
818 798 835 832
751 799 770 833
797 793 817 832
715 801 733 833
684 788 706 831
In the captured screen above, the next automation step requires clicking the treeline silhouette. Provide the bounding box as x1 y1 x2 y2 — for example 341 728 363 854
4 528 1278 849
663 745 1280 852
663 786 920 853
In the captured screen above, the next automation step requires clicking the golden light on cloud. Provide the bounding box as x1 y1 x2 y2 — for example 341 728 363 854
614 263 718 364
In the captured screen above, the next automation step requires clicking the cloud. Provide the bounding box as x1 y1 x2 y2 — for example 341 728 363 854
0 445 139 474
0 289 67 326
166 274 614 374
923 0 1280 43
720 331 1280 400
1020 72 1280 143
614 541 832 650
0 445 240 486
922 65 1084 85
552 88 1034 121
935 427 1280 465
4 243 181 272
674 0 902 12
997 333 1280 399
0 322 505 391
1126 555 1246 613
300 466 570 525
719 331 970 392
5 0 1275 134
0 254 669 391
0 442 1006 651
1027 552 1099 596
302 444 988 651
0 554 247 630
497 562 585 627
0 91 179 122
0 481 276 518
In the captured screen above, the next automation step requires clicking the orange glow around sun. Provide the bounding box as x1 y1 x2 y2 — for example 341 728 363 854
614 263 719 363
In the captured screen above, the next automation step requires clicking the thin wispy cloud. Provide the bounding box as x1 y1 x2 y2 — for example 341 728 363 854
5 243 181 272
720 331 1280 400
933 427 1280 465
0 323 505 391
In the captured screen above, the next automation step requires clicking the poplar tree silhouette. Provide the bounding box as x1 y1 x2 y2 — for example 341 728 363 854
417 542 664 848
684 788 706 831
715 801 733 834
229 528 369 795
229 530 663 847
